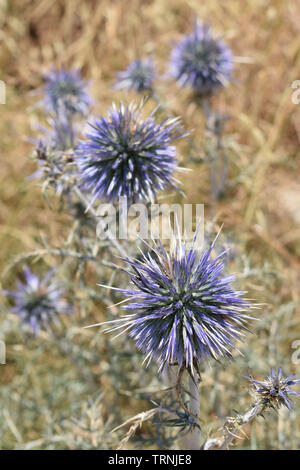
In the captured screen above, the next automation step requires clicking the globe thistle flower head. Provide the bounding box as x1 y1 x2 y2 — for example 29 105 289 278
32 145 76 196
170 21 233 97
76 101 187 205
114 58 156 93
29 116 77 194
42 68 91 116
4 267 72 334
98 230 254 376
247 367 300 410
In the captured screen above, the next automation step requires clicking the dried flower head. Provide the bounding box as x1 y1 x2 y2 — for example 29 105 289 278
114 58 156 93
247 367 300 410
75 102 187 205
31 143 75 195
97 230 253 376
170 21 233 96
4 267 72 334
42 68 91 116
29 113 79 193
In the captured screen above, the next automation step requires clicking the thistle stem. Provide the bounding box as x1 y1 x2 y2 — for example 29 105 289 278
187 375 201 450
204 402 265 450
199 97 228 212
219 403 264 450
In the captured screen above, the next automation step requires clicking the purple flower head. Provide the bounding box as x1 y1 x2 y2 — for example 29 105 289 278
4 267 72 335
42 68 91 117
99 231 254 376
247 367 300 410
170 21 233 96
114 58 156 93
75 102 187 205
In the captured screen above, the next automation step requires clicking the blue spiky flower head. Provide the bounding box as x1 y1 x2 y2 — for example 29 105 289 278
99 230 253 376
170 21 233 97
114 58 156 93
4 267 72 334
42 68 91 116
75 101 187 205
247 367 300 410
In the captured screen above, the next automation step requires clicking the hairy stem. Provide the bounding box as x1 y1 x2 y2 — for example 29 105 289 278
204 402 265 450
187 376 201 450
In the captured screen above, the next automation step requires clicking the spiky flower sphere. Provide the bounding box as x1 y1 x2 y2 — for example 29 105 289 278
115 58 156 93
247 367 300 410
170 21 233 96
75 102 186 205
42 68 91 116
4 267 72 334
100 233 253 375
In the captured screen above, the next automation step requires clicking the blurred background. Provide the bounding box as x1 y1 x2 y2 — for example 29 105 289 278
0 0 299 450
